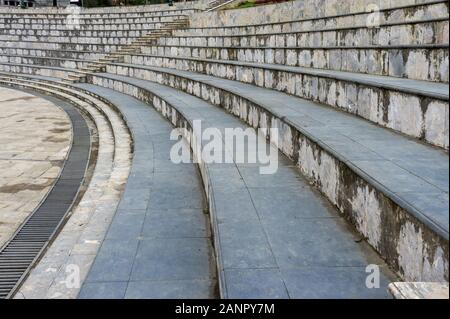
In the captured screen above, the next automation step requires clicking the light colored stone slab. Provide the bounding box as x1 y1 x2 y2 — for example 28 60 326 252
389 282 449 299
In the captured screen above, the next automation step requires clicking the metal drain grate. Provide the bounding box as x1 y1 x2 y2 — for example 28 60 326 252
0 96 90 299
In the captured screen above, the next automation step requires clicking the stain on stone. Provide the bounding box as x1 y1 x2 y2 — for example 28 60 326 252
0 180 54 194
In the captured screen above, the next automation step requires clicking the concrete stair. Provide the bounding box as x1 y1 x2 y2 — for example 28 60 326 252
64 16 190 84
0 0 448 298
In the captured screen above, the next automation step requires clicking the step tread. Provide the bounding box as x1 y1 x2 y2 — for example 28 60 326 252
99 68 450 238
77 80 396 299
116 57 450 100
68 83 216 299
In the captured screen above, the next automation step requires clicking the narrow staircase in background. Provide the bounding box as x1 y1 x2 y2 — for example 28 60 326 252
67 16 190 83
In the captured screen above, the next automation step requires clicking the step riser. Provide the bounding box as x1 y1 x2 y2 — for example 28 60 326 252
0 29 163 37
1 20 447 46
0 57 92 70
0 11 194 19
108 63 449 150
0 75 132 299
87 72 449 283
3 44 447 83
0 48 104 60
140 45 449 83
0 36 137 46
0 43 123 52
181 1 449 37
160 20 449 48
0 18 186 26
1 60 447 150
82 75 228 298
2 46 447 83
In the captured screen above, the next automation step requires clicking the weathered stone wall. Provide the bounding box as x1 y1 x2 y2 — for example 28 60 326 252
191 0 441 27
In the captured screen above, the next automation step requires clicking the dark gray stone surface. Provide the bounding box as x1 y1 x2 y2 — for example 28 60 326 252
77 86 217 299
80 78 397 298
104 68 450 236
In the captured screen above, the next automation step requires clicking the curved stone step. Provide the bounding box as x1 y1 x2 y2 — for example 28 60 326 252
139 43 450 83
1 59 448 147
107 62 449 148
0 47 104 61
74 86 217 299
184 0 448 35
0 15 189 26
0 36 137 46
0 74 132 298
0 29 164 38
0 23 170 31
77 77 397 299
3 41 448 82
0 41 124 53
88 69 448 282
2 65 448 266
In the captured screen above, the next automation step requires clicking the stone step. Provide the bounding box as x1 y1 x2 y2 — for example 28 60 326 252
180 0 448 37
0 24 168 31
3 42 447 83
0 73 133 298
0 12 190 24
74 86 217 299
161 18 449 48
0 41 124 52
0 12 194 21
0 16 189 26
128 47 450 82
1 56 448 146
0 73 217 299
0 47 104 60
0 29 164 37
86 69 448 282
77 77 397 299
389 282 449 299
0 35 139 46
2 44 446 83
106 62 449 149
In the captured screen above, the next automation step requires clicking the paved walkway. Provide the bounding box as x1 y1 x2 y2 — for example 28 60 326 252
84 75 397 298
0 87 71 248
77 85 217 299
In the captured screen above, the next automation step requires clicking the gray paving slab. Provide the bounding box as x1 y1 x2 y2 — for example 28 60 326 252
81 76 397 298
78 282 128 299
102 68 449 237
77 86 216 299
281 267 393 299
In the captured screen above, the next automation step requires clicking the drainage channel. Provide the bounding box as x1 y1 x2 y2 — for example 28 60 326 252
0 92 91 299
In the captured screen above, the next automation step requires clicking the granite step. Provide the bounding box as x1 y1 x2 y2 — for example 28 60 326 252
75 85 217 299
107 62 449 149
181 0 448 36
77 78 397 299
